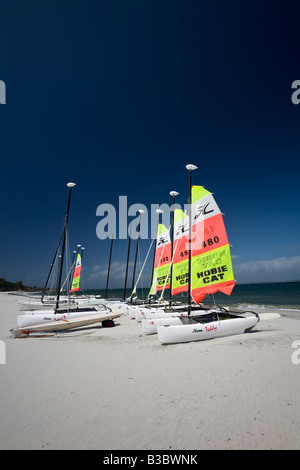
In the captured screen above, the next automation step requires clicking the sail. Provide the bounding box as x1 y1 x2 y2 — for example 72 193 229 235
70 253 81 293
191 185 235 304
171 209 189 296
149 223 171 295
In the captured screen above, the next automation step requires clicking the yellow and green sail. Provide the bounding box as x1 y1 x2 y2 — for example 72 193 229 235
70 253 81 293
191 185 235 303
171 209 189 295
149 223 171 295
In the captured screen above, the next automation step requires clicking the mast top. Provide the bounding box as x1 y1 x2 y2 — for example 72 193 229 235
170 191 179 197
186 164 198 171
67 182 76 188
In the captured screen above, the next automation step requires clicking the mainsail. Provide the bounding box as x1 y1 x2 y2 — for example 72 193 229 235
171 209 189 296
149 223 171 295
70 252 82 293
191 185 235 304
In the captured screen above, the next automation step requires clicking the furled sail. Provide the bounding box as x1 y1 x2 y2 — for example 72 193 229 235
149 224 171 295
70 253 81 293
191 185 235 304
171 209 189 296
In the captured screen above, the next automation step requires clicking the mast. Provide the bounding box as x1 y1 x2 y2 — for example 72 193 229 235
105 236 114 299
186 164 198 315
169 191 179 306
80 246 85 292
55 182 76 310
123 222 132 301
131 210 144 300
41 224 65 301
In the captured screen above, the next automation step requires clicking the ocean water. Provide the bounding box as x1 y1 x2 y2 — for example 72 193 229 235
85 281 300 315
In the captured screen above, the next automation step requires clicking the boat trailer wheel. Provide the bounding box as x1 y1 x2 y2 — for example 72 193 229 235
102 319 115 328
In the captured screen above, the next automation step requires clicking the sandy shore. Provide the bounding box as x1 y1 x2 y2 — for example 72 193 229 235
1 293 300 450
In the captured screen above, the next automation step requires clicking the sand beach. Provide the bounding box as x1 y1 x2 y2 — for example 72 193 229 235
1 293 300 450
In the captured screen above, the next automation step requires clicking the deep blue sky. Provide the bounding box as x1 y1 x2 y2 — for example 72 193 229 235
1 0 300 290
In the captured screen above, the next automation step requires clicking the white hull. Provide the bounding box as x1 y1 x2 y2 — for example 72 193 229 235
141 307 231 334
17 310 111 328
11 312 123 338
128 301 170 320
134 308 166 322
142 316 183 334
75 298 125 307
157 315 259 344
16 299 77 310
17 305 115 328
134 303 206 322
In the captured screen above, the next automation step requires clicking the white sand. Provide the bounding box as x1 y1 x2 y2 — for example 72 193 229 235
1 293 300 450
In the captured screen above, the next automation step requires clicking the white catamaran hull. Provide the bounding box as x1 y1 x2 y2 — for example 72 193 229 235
17 307 112 328
141 307 231 334
157 316 259 344
134 308 167 322
135 304 205 322
142 316 183 334
11 312 123 338
16 299 77 310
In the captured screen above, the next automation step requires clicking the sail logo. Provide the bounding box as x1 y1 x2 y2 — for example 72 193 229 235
0 341 6 365
0 80 6 104
157 236 168 246
175 223 188 237
194 202 214 219
176 272 189 285
197 265 228 284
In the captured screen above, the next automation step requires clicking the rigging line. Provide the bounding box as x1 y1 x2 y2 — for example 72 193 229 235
131 238 154 296
137 245 144 299
62 226 70 293
137 245 142 298
159 231 180 303
60 258 76 292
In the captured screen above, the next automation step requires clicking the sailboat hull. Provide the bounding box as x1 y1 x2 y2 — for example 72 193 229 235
157 315 259 344
142 316 183 334
11 312 123 338
17 310 111 328
16 299 76 310
137 305 205 323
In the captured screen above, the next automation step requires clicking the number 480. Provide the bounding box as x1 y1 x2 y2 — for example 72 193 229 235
201 236 219 248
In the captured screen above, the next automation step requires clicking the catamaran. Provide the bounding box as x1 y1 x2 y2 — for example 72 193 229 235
145 165 259 343
134 210 203 324
11 183 123 336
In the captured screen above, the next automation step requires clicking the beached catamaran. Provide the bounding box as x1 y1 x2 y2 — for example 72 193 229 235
144 165 259 343
11 183 123 337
